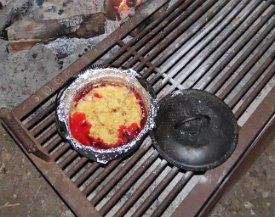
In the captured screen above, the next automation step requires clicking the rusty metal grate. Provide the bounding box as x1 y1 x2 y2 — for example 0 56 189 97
1 0 275 216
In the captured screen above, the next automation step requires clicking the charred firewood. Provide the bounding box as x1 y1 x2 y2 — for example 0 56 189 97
73 13 106 38
104 0 118 20
7 12 106 51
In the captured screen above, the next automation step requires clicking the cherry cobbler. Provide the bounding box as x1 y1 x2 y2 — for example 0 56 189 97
69 80 146 149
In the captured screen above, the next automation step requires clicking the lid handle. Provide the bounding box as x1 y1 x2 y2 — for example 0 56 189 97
174 114 210 130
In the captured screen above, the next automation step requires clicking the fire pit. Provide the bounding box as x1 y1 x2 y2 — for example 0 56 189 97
0 0 274 216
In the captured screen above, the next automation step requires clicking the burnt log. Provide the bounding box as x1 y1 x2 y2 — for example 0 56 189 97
104 0 118 20
7 13 106 51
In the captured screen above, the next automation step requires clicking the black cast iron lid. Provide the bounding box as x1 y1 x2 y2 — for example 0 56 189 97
151 89 238 171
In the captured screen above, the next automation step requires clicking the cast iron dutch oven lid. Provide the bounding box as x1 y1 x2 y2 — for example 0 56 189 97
151 89 238 171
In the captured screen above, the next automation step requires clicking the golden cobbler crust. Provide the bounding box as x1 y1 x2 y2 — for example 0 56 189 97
71 83 143 144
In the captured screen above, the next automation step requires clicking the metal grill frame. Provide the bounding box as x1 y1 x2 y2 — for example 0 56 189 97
1 0 275 216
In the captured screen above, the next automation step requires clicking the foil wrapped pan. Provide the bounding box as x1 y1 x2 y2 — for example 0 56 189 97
55 67 158 164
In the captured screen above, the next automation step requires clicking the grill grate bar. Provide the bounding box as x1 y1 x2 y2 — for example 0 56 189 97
113 167 179 217
37 125 57 144
91 139 153 205
74 163 100 187
24 102 56 129
43 1 271 216
156 2 260 92
166 0 270 93
30 113 55 137
137 1 235 73
103 0 187 67
191 2 273 90
209 16 275 95
235 63 275 119
218 36 275 101
58 151 79 169
106 0 195 67
82 160 122 196
114 163 173 217
228 55 275 109
143 0 237 84
163 0 260 88
151 171 194 217
66 157 89 178
116 40 155 70
121 0 207 68
130 167 179 217
99 151 161 215
51 142 70 160
78 138 152 199
125 0 218 71
44 136 62 152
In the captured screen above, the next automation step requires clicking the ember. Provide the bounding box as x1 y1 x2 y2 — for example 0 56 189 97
116 0 142 11
105 0 143 20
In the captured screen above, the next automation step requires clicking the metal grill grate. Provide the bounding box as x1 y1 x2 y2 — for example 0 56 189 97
1 0 274 216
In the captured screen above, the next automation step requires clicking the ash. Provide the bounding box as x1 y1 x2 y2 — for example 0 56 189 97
45 19 121 60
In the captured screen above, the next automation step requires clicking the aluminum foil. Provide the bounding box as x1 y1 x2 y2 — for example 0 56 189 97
56 67 158 164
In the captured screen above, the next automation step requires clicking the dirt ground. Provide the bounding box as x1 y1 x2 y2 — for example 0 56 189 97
209 139 275 217
0 126 74 217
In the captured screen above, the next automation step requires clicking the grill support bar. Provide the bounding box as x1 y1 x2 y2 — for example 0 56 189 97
0 108 51 161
